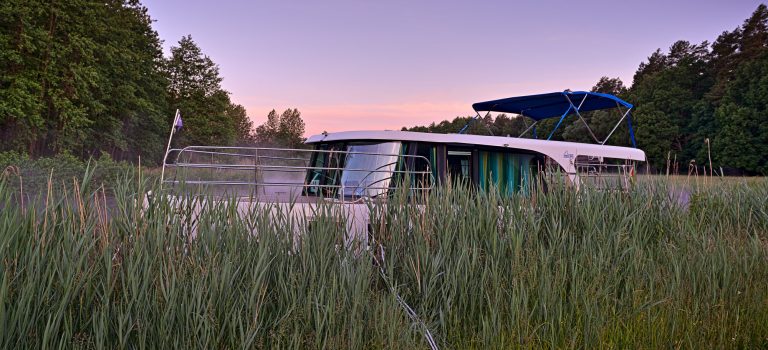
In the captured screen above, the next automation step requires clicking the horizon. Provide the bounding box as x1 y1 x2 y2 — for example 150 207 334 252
143 0 764 136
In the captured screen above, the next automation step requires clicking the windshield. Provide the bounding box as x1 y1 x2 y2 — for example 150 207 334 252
340 142 401 197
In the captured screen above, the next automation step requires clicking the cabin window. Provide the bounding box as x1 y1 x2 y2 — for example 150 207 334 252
340 142 401 197
447 149 472 183
305 142 541 197
476 151 535 195
305 143 344 196
392 143 438 195
306 141 403 197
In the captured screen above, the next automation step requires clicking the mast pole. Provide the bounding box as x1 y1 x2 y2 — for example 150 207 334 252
160 109 181 187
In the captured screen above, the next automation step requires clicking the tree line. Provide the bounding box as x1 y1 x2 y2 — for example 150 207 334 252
0 0 305 165
404 5 768 174
2 2 765 173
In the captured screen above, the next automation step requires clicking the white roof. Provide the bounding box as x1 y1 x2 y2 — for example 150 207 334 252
306 130 645 173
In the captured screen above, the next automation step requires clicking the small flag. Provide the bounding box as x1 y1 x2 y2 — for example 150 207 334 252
175 113 183 131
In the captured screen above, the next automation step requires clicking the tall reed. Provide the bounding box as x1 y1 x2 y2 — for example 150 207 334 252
0 168 766 349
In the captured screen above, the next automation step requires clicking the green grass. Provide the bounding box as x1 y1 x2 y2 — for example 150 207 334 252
0 167 766 349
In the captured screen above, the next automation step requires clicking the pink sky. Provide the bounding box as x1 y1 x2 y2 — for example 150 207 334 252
143 0 764 136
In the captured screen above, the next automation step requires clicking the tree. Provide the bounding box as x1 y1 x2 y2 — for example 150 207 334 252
166 35 222 100
276 108 306 147
703 5 768 174
0 0 169 162
254 108 306 148
0 2 256 163
399 4 768 174
592 76 627 96
633 103 680 169
86 0 169 163
739 4 768 60
0 0 101 156
227 103 256 146
712 56 768 174
707 27 742 103
628 40 713 168
633 49 669 85
255 109 279 142
164 35 236 146
491 113 528 137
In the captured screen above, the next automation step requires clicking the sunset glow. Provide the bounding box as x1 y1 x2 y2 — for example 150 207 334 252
144 0 762 135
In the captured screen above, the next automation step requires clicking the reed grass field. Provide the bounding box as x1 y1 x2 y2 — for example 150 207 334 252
0 165 767 349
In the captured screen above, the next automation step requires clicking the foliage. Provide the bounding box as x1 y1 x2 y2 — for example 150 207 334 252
629 40 714 167
2 3 767 172
712 56 768 173
404 4 768 174
254 108 307 148
227 103 257 146
403 114 531 137
163 35 248 147
0 170 766 348
404 76 636 146
0 150 135 196
630 5 768 173
0 0 169 163
165 35 222 100
0 4 259 164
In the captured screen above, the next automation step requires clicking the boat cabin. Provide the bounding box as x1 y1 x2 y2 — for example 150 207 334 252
302 129 644 197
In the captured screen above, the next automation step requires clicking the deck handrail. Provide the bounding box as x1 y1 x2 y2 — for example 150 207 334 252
162 146 435 198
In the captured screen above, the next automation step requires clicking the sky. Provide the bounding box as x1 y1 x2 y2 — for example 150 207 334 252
142 0 764 135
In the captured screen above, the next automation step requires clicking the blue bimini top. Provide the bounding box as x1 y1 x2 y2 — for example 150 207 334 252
472 91 633 121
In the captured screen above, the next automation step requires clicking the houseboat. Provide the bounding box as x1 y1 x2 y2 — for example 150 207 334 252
159 90 646 238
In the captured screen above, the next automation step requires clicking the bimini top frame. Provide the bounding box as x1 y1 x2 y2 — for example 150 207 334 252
463 90 637 148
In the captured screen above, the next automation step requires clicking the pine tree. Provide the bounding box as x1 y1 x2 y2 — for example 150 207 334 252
164 35 235 146
739 4 768 59
628 40 712 169
166 35 222 100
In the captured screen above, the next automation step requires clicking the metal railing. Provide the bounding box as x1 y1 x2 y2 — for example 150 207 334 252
161 146 434 199
575 159 635 190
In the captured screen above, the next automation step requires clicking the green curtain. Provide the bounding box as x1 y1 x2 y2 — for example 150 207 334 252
430 146 446 183
477 151 533 195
